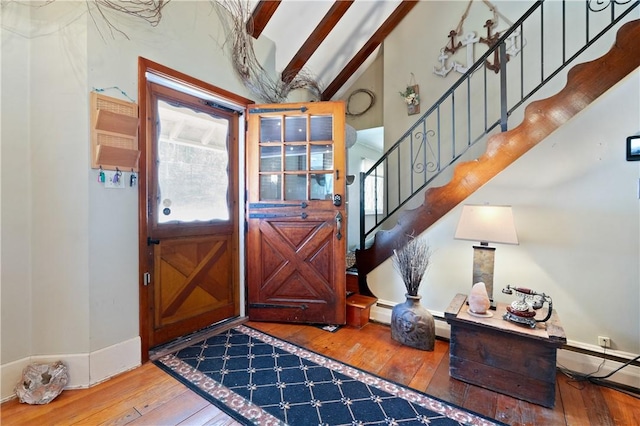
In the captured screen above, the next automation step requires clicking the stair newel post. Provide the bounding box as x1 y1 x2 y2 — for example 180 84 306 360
500 42 508 132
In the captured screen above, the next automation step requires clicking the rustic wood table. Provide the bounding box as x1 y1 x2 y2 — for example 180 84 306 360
444 293 566 408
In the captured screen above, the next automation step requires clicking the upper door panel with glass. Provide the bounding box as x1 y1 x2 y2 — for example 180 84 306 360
149 82 236 237
257 111 335 203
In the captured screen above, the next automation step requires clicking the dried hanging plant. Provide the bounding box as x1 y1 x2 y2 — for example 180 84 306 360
214 0 322 103
32 0 320 102
89 0 170 39
392 234 432 297
30 0 171 40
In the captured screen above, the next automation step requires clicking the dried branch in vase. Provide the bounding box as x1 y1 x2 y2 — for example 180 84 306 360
392 235 431 297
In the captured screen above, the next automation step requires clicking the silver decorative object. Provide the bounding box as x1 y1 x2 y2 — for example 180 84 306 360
15 361 69 405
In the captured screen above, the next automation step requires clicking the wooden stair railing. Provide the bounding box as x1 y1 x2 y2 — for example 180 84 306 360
355 19 640 297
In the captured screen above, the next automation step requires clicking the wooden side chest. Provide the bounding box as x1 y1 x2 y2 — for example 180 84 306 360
444 293 566 408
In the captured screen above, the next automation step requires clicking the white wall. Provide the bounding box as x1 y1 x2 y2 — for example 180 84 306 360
0 1 267 400
373 0 640 370
1 0 33 365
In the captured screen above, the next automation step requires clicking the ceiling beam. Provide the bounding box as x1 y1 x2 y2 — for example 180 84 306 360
281 1 355 85
321 0 419 101
247 0 281 38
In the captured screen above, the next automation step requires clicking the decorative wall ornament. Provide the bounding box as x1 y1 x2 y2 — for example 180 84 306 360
346 88 376 117
400 73 420 115
432 0 523 77
214 1 321 103
37 0 171 40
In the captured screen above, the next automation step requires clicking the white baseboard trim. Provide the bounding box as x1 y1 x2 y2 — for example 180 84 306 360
1 358 31 403
1 336 141 403
371 298 640 389
89 336 141 386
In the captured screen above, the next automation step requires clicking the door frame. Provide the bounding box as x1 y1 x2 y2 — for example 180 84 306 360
137 57 253 361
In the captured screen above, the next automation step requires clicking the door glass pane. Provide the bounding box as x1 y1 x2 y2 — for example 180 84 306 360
260 145 281 172
260 174 281 200
156 100 229 223
284 116 307 142
260 117 282 142
310 115 332 141
310 173 333 200
310 144 333 170
284 174 306 200
284 144 307 171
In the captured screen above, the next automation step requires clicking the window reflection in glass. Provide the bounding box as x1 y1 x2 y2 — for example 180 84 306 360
260 174 281 200
284 174 306 200
260 145 281 172
260 117 282 143
284 145 307 171
284 116 307 142
310 173 333 200
310 115 332 141
310 144 333 170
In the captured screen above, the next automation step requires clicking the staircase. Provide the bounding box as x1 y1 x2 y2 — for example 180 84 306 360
355 1 640 296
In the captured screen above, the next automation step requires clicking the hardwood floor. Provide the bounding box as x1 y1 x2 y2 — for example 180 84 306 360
2 321 638 425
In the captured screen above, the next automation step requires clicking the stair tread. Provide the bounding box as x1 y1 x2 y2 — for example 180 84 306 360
346 294 377 308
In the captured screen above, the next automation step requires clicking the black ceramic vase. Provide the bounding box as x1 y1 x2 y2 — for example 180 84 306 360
390 294 435 351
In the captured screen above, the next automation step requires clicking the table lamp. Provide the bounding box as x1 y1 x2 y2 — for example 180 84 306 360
454 204 518 309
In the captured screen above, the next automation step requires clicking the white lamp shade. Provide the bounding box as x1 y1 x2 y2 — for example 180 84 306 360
454 204 519 245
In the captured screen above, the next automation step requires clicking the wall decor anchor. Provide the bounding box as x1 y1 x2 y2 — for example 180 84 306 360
432 0 523 77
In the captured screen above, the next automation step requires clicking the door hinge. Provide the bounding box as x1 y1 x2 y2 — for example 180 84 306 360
249 106 308 114
249 303 308 310
147 237 160 246
143 272 151 286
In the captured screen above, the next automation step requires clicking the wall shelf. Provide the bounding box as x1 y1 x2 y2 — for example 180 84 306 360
90 92 140 171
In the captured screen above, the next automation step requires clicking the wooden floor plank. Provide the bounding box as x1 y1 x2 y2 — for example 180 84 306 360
376 342 429 385
494 394 527 425
176 404 232 425
424 351 468 406
72 366 182 425
96 407 142 426
463 384 498 420
126 390 209 425
599 386 640 426
134 376 194 416
407 339 448 391
557 373 591 425
338 323 399 374
525 378 567 426
582 380 615 426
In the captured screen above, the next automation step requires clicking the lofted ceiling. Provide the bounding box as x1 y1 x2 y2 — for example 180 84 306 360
246 0 418 101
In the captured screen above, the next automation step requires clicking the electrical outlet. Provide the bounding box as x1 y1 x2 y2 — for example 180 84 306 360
598 336 611 348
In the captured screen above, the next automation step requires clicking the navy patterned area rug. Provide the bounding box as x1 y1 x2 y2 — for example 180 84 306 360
154 325 505 426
